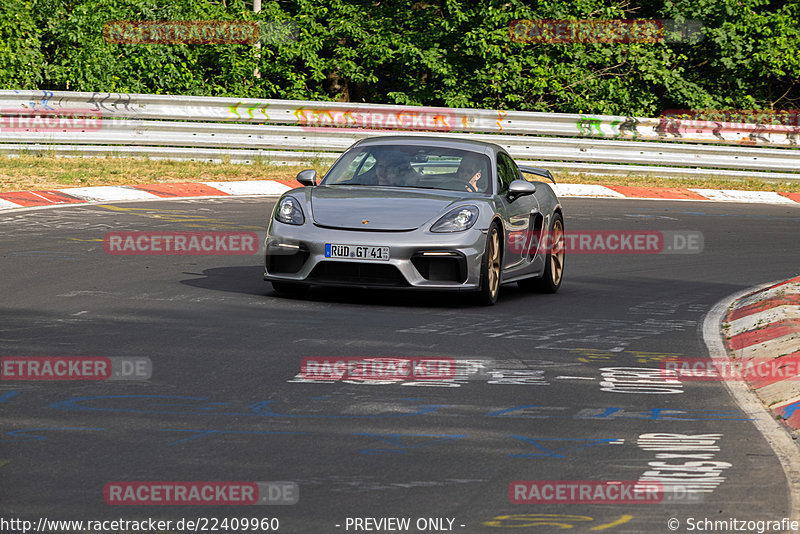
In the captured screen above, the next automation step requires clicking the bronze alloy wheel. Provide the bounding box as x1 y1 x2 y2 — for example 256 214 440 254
517 211 564 294
476 224 502 305
550 217 564 286
487 226 501 299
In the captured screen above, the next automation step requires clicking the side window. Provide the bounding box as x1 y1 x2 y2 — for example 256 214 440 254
497 153 518 193
326 150 370 184
356 153 376 176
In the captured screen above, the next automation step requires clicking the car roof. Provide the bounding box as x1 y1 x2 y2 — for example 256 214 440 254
352 135 503 157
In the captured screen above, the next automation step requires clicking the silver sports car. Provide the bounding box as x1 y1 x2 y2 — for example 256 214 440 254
264 136 564 305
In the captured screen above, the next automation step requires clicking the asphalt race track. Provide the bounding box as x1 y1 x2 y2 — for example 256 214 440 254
2 196 800 533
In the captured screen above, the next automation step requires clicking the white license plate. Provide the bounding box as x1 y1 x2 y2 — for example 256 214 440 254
325 244 389 261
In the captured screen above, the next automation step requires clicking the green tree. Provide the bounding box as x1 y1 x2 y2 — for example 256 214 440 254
1 0 796 117
0 0 44 89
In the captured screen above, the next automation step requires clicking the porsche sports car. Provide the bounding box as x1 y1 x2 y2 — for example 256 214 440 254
263 136 564 305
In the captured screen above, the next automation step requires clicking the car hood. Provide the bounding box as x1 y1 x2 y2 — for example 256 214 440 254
310 186 469 231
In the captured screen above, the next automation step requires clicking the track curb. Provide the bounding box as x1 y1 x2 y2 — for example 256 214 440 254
1 181 799 212
703 282 800 526
721 277 800 429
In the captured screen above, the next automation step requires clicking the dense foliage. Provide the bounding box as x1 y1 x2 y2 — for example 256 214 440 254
1 0 798 116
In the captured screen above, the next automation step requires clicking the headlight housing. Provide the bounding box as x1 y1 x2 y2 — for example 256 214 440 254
275 196 305 225
430 205 479 233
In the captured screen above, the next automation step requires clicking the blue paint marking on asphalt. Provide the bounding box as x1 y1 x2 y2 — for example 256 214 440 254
574 408 752 421
487 405 753 421
779 401 800 419
157 429 310 446
580 407 621 418
0 391 19 403
1 427 106 443
51 395 446 419
352 433 468 455
245 399 445 418
509 436 620 459
43 395 754 421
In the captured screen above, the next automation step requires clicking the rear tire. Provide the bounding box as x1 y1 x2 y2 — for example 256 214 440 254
272 281 309 296
518 212 564 293
474 223 502 306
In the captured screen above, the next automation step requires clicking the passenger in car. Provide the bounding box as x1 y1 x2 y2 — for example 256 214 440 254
375 154 419 187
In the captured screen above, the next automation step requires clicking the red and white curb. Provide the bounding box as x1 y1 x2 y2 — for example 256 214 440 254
705 281 800 523
724 276 800 429
550 184 800 204
0 181 799 212
0 180 301 210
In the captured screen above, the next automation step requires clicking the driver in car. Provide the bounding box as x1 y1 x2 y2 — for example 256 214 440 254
456 155 487 193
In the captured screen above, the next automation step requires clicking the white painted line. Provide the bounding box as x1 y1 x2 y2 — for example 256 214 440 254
704 282 800 525
690 189 798 204
728 306 800 336
734 283 800 309
555 376 596 380
56 186 161 202
0 198 22 209
29 192 56 203
202 180 292 196
551 184 626 198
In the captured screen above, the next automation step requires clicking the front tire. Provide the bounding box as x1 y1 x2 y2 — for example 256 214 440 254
518 211 564 293
475 223 502 305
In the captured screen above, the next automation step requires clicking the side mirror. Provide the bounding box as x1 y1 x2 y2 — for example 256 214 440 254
506 179 536 202
296 169 317 187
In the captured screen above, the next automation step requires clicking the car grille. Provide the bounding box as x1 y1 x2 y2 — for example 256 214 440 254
266 247 309 274
308 261 408 287
411 254 467 283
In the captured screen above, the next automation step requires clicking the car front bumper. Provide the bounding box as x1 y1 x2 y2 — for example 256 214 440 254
263 220 488 290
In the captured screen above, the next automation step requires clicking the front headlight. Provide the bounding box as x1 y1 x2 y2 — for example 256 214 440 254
430 205 479 233
275 197 305 225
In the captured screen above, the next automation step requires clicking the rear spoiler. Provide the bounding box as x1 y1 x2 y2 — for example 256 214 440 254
518 165 556 184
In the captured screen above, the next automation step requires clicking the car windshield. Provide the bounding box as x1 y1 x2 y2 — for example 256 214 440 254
320 145 492 193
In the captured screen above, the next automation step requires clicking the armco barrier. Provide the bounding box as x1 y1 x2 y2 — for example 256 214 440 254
0 90 798 180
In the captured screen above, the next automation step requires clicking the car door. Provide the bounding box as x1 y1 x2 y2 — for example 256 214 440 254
496 152 540 271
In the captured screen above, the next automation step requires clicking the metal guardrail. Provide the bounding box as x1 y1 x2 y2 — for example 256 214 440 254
0 89 798 180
